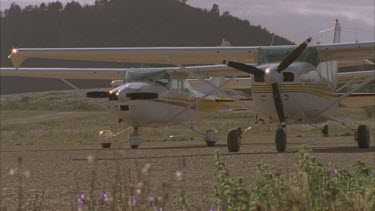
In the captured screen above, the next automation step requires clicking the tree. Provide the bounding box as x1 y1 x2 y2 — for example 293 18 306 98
65 1 82 13
39 3 47 11
222 10 231 17
47 1 63 13
95 0 109 7
210 3 220 15
178 0 188 4
4 3 22 17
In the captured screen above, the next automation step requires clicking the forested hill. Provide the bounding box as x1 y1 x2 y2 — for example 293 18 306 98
0 0 292 67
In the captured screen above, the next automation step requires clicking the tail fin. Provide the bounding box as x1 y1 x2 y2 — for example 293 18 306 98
333 19 341 43
220 37 231 47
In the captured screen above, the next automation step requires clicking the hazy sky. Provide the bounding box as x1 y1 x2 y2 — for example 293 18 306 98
1 0 374 43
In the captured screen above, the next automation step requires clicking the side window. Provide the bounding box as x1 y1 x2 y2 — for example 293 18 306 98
254 75 265 82
170 79 193 97
283 72 294 82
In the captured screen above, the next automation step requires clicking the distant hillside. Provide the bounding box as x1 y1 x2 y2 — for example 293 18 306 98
0 0 292 67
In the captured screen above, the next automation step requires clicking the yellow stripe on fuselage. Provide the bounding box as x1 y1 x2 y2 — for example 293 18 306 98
252 84 335 100
153 96 226 112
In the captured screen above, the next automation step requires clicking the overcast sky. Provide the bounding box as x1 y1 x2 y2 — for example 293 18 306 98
1 0 374 43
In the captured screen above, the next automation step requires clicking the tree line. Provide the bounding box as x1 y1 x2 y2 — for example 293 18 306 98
0 0 292 67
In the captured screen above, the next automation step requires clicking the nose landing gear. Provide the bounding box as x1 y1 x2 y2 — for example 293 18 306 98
99 130 113 149
129 127 142 149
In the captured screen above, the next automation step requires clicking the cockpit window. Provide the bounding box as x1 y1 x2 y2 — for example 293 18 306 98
170 78 194 95
125 70 168 84
259 46 320 67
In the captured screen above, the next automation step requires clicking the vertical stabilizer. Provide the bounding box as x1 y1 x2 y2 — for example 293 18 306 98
333 19 341 43
221 37 231 47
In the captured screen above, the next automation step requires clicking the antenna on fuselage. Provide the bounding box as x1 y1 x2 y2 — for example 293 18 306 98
270 33 275 46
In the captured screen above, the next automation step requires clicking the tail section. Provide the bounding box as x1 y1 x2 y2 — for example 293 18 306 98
333 19 341 43
220 37 231 47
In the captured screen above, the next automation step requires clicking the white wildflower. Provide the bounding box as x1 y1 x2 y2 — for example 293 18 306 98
23 170 31 178
9 168 17 176
175 170 183 181
142 163 151 174
87 155 94 163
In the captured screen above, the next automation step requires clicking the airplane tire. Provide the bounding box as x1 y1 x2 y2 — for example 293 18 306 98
357 125 370 149
131 145 139 149
322 125 329 137
227 128 241 152
206 141 216 147
275 127 286 152
101 143 112 149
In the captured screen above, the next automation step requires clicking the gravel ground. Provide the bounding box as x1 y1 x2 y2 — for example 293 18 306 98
1 136 374 210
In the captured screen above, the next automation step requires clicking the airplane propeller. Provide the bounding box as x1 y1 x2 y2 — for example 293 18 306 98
270 37 312 126
224 37 313 127
223 60 264 77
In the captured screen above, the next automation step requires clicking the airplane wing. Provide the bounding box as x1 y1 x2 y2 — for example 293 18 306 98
337 70 375 83
0 67 126 79
317 42 374 63
8 41 374 73
8 47 260 68
1 64 249 80
339 93 375 108
335 70 375 107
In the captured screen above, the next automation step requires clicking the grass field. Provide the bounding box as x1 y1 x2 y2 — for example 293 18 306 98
1 91 374 210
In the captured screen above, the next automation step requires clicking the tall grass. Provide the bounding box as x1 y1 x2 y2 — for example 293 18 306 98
213 149 375 210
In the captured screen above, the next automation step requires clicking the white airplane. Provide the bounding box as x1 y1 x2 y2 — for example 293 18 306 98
2 21 374 152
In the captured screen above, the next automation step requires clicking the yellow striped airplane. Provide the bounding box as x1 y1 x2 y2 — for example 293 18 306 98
2 21 374 152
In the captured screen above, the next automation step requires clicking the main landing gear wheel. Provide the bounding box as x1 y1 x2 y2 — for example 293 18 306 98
101 143 112 148
275 127 287 152
227 128 242 152
356 125 370 149
206 141 216 147
322 125 329 137
130 145 139 149
205 129 219 147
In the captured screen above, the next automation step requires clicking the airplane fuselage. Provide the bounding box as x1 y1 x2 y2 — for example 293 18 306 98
108 62 338 127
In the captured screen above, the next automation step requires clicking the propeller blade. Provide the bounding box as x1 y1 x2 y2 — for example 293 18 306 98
271 83 286 126
276 37 312 73
223 60 264 77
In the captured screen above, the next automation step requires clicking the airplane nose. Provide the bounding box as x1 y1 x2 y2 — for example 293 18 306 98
108 85 124 101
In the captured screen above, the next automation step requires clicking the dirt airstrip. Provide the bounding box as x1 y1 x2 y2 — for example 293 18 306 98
1 136 374 210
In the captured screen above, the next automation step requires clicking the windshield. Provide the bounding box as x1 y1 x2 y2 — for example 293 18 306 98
259 46 320 67
125 69 169 86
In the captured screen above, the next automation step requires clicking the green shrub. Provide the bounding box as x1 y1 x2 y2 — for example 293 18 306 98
213 150 375 211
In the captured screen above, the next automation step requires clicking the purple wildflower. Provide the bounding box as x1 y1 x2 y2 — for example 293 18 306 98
98 192 104 201
80 193 86 201
133 196 139 204
332 169 338 175
128 196 139 207
148 196 155 206
209 209 216 211
103 193 109 202
77 193 86 209
98 192 109 205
